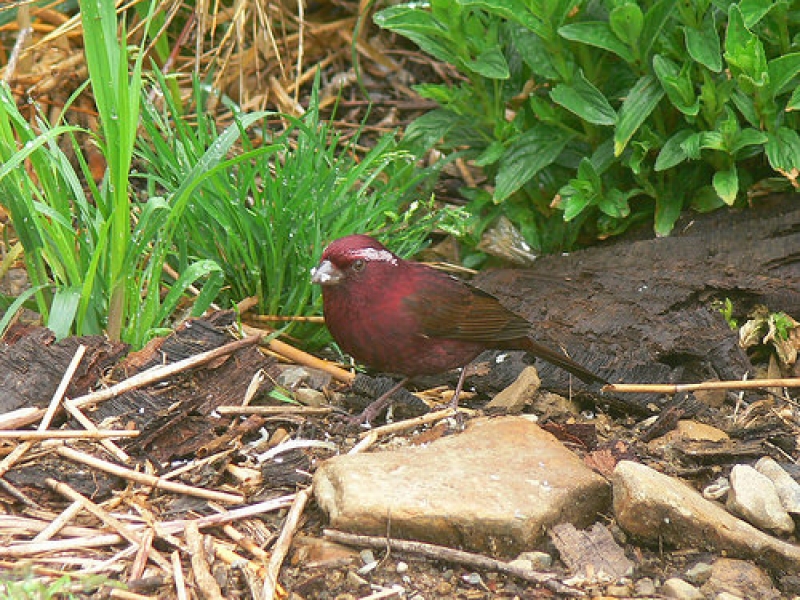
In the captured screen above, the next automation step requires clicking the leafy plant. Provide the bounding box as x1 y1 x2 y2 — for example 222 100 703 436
136 72 449 343
376 0 800 255
0 0 230 346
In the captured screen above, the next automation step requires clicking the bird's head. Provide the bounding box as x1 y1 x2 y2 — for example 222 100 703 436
311 235 400 288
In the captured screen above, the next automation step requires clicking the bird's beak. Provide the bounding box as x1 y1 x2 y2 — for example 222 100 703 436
311 260 343 286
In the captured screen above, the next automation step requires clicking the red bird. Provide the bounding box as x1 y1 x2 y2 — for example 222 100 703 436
312 234 605 420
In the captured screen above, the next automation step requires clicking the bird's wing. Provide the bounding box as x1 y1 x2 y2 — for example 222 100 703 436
403 273 532 342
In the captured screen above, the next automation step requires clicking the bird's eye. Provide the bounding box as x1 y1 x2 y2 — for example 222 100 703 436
352 259 365 272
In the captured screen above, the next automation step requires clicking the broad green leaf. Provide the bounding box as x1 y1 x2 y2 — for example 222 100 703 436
698 131 725 151
730 88 759 127
558 22 634 63
510 24 559 79
495 124 572 202
374 7 460 66
765 127 800 173
730 128 767 155
684 14 722 72
598 188 633 219
690 186 726 212
562 191 594 221
654 194 683 237
724 6 768 89
458 0 548 37
738 0 778 27
767 53 800 98
550 70 616 126
474 140 506 166
414 83 458 105
465 46 510 79
404 109 462 150
614 75 664 156
609 3 644 46
653 55 699 116
655 129 694 171
640 0 676 59
713 167 738 205
787 86 800 111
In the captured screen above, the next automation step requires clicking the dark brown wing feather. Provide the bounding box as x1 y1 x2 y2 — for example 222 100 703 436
403 274 532 342
402 267 607 384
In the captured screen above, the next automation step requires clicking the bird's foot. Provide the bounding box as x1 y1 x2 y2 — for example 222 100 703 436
351 377 410 427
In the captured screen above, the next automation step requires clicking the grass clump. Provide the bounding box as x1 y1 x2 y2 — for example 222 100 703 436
137 72 447 343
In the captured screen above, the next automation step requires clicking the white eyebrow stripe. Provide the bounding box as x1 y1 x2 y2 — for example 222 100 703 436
351 248 398 264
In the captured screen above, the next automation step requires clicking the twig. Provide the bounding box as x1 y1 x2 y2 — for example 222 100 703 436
130 528 155 580
240 324 354 383
0 534 124 557
63 397 131 462
1 335 265 430
172 550 189 600
0 429 138 440
56 445 245 504
186 521 225 600
358 587 405 600
159 448 236 481
0 345 86 477
262 486 313 600
46 478 172 572
32 500 83 541
323 530 585 597
0 514 97 538
216 405 332 416
357 407 459 440
222 524 269 561
604 377 800 394
157 495 296 535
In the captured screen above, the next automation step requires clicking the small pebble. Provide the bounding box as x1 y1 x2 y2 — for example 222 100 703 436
634 577 657 596
462 572 483 586
396 561 409 574
516 550 552 570
662 577 704 600
685 562 713 584
435 581 454 595
346 571 368 588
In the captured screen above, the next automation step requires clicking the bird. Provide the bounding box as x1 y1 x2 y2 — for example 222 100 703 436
311 234 606 422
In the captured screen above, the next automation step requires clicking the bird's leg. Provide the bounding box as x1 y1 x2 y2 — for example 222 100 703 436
356 377 410 426
449 366 469 409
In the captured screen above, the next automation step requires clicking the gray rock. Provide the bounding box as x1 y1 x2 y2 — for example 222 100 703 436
684 561 713 584
661 577 704 599
727 464 794 535
612 461 800 573
314 416 611 554
756 456 800 515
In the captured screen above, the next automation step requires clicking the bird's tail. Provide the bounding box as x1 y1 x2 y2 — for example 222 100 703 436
518 338 608 385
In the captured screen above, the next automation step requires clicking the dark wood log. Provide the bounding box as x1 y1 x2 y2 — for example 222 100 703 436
474 193 800 414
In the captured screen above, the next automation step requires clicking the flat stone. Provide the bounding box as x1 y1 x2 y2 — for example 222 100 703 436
612 461 800 573
701 558 780 600
314 416 610 555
